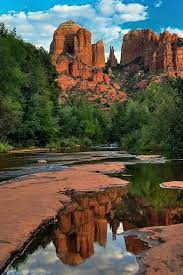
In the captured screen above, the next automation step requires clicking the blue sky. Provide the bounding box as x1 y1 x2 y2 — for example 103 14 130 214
0 1 182 60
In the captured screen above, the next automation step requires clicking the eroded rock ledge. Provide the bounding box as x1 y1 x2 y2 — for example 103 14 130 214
0 162 127 272
121 223 183 275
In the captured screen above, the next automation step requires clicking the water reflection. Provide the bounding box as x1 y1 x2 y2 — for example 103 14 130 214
119 162 183 227
7 187 147 274
53 188 130 265
6 167 183 274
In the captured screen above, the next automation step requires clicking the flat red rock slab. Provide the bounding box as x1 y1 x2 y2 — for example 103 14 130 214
0 162 127 272
160 181 183 189
136 155 161 160
139 224 183 275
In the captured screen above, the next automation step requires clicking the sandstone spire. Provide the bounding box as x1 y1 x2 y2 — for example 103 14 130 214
92 40 105 68
107 46 118 68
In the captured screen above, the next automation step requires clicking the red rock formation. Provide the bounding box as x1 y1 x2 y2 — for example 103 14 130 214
50 20 126 106
50 20 104 69
92 40 105 68
57 75 77 91
107 46 118 68
92 68 104 83
74 27 92 66
56 56 69 74
121 29 183 77
50 21 81 63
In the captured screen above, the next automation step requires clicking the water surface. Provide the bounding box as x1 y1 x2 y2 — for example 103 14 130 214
2 154 183 274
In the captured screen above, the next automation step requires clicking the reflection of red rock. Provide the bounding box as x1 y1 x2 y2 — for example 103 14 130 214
59 213 72 233
53 187 127 265
95 219 107 246
125 236 148 254
121 29 183 77
149 208 183 226
123 196 183 228
50 20 126 106
110 219 120 240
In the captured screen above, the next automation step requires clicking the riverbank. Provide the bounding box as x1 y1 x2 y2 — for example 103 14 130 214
122 223 183 274
9 148 50 153
0 162 127 273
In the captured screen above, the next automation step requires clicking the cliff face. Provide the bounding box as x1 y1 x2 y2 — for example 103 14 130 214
50 21 126 106
121 29 183 77
92 40 105 68
50 21 104 68
50 21 82 64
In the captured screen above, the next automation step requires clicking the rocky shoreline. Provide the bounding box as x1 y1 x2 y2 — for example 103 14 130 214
122 224 183 275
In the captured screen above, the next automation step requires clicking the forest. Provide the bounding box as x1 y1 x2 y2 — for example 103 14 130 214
0 24 183 155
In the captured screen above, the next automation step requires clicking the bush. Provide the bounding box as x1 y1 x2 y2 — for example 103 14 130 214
0 142 13 153
81 137 92 148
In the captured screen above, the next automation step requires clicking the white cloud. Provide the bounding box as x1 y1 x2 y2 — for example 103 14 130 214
154 1 163 8
0 0 148 55
165 27 183 38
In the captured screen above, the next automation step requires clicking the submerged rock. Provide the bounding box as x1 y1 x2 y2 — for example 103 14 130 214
37 159 47 164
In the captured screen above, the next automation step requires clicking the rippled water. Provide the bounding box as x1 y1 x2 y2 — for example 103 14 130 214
0 151 135 182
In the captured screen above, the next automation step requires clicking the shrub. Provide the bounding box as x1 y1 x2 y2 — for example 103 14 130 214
0 142 13 153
